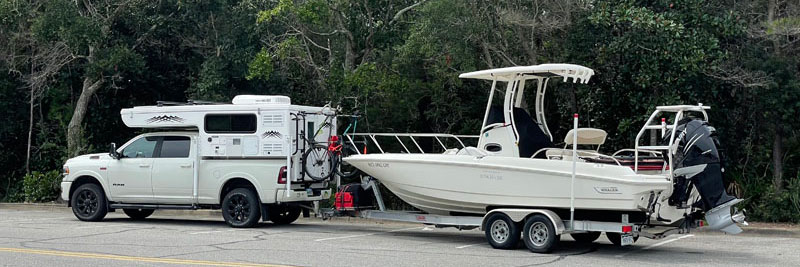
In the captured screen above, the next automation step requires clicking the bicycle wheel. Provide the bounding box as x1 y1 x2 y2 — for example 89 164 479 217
336 144 361 179
302 144 335 181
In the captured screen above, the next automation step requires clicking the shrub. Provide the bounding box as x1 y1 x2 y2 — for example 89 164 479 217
749 177 800 223
22 170 63 202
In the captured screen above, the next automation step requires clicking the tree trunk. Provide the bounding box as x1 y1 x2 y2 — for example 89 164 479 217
26 91 33 174
772 123 783 191
767 0 784 192
66 77 104 157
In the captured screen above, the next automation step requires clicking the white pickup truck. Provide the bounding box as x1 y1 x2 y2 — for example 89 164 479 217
61 95 335 227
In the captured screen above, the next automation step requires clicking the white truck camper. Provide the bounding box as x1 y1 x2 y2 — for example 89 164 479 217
61 95 337 227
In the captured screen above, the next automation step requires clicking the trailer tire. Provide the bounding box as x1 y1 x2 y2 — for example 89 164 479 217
70 183 108 222
484 213 521 250
222 188 261 228
123 209 154 220
269 205 301 225
606 232 638 246
570 232 601 243
522 214 558 253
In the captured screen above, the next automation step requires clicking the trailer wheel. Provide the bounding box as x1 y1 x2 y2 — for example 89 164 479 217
222 188 261 228
484 213 520 249
570 232 601 243
522 214 558 253
606 232 638 246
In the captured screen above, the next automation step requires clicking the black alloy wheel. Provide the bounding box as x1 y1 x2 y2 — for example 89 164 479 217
70 183 108 222
221 188 261 228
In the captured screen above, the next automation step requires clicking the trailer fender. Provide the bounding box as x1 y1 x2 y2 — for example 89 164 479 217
484 209 566 235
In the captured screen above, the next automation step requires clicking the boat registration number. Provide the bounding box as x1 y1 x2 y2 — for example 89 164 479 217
621 234 634 246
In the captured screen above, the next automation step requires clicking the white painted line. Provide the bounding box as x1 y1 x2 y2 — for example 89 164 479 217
422 226 435 231
74 224 130 229
188 229 243 235
314 227 421 242
0 217 71 223
456 243 484 249
615 234 694 258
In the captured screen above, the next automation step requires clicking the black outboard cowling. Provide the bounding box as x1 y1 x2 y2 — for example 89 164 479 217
666 118 736 211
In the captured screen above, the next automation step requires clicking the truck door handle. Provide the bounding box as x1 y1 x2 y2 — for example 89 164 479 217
139 164 151 168
180 164 192 168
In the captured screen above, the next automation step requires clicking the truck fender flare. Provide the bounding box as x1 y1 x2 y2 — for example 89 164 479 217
69 170 113 202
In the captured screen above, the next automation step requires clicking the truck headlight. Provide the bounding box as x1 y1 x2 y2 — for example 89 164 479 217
62 166 69 176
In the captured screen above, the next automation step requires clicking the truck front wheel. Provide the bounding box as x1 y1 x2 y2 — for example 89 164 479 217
70 183 108 222
222 188 261 228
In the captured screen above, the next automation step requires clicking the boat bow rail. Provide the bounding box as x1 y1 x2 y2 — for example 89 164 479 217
344 133 479 154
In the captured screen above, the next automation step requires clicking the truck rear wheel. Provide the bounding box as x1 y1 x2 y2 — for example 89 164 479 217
70 183 108 222
123 209 155 220
522 214 559 253
269 205 302 225
484 213 521 249
222 188 261 228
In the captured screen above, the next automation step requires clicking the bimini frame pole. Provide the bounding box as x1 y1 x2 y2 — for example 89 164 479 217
570 113 578 230
479 79 498 135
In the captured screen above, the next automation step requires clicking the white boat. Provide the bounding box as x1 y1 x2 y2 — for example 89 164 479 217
343 64 746 234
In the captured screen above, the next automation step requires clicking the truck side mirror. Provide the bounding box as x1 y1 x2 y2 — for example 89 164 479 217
109 143 120 160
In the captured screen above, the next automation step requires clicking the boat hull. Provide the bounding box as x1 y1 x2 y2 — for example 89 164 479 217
344 154 672 216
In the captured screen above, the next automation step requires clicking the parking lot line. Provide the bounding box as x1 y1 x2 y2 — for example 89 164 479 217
455 243 484 249
314 227 421 242
0 217 71 223
0 247 292 267
615 234 694 258
189 229 243 235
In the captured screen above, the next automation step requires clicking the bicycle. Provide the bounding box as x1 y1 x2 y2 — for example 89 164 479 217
293 108 337 181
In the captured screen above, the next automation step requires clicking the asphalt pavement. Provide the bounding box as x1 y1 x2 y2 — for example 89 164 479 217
0 204 798 267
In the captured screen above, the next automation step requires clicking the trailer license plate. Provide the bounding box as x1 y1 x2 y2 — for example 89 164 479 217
621 235 634 246
306 188 313 197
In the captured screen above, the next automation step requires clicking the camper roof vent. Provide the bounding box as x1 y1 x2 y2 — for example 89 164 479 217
231 95 291 105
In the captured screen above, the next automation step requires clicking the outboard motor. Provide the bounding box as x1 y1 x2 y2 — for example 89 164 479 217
665 118 747 234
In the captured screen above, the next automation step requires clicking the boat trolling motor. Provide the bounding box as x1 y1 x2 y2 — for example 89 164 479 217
665 118 747 234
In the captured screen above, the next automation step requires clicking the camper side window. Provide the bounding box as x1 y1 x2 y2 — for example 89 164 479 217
204 114 257 133
121 137 158 158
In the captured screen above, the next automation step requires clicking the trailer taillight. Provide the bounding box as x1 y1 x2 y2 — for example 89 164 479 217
622 225 633 233
277 166 287 184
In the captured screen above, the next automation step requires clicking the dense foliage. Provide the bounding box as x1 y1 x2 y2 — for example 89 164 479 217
0 0 797 221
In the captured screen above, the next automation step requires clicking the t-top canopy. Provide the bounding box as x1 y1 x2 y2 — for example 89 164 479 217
458 63 594 83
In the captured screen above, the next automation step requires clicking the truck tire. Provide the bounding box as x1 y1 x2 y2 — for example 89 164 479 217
269 205 302 225
522 214 559 253
222 188 261 228
484 213 521 249
70 183 108 222
606 232 638 246
571 232 601 243
123 209 155 220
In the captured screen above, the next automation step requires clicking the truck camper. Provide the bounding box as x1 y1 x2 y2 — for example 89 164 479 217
61 95 338 227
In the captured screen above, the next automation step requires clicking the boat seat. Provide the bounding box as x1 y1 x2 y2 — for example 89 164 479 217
563 128 607 148
456 147 488 156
